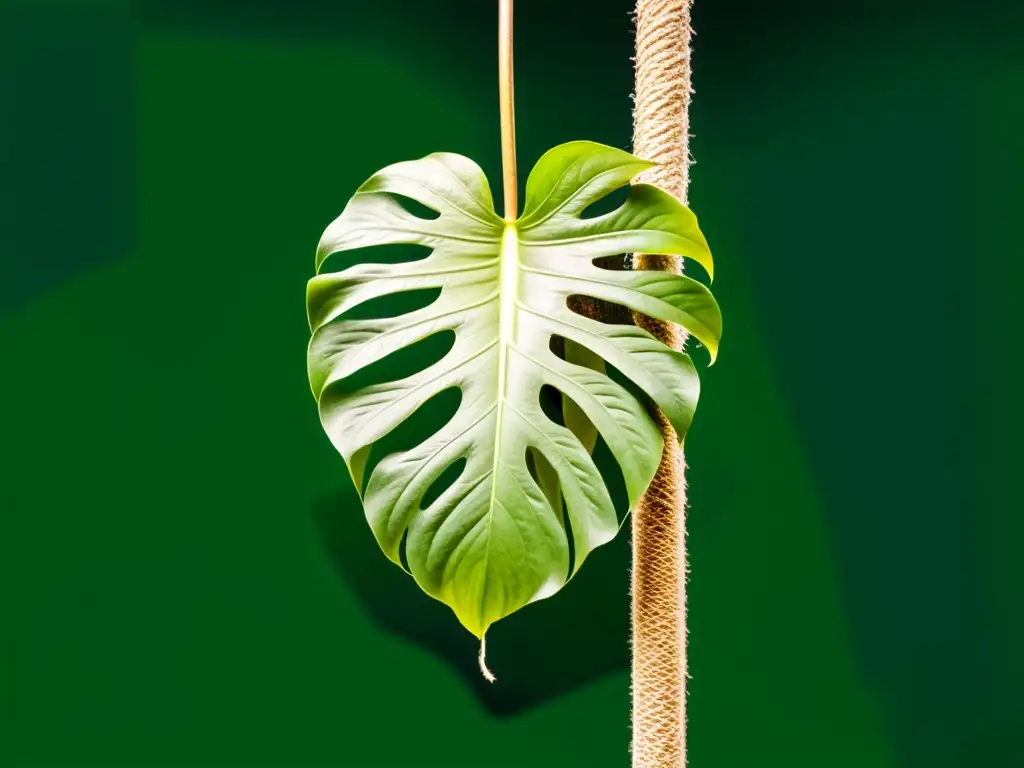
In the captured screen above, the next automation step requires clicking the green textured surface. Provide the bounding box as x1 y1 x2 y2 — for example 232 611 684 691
2 1 1021 766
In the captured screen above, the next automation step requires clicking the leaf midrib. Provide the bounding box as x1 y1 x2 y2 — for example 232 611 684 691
480 223 520 627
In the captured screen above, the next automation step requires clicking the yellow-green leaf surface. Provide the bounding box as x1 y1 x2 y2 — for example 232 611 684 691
307 141 721 636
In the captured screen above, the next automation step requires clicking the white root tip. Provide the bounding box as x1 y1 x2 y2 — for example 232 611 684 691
478 635 497 683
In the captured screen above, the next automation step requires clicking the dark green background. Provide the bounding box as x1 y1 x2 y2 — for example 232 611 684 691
2 0 1021 765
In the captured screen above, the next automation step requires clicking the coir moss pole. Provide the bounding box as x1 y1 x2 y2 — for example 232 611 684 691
631 0 696 766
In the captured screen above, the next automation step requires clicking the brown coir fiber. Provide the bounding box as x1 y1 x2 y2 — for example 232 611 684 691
630 1 695 766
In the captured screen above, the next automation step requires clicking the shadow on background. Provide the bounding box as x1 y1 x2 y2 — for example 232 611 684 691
314 486 631 716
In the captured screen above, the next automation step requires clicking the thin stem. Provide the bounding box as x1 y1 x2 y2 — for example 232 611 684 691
498 0 517 221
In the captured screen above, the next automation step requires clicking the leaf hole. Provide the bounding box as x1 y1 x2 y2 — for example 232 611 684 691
592 434 629 519
548 334 565 360
595 252 712 285
524 446 570 574
563 490 576 577
391 193 441 220
591 253 630 271
329 329 455 395
421 457 467 511
538 384 565 426
565 294 633 325
579 185 629 220
337 286 441 321
398 529 412 572
360 385 463 495
319 242 431 274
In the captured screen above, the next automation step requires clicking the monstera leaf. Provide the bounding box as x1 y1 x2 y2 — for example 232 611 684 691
307 141 721 639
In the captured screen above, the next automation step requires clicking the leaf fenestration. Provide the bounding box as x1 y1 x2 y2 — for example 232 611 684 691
307 141 721 637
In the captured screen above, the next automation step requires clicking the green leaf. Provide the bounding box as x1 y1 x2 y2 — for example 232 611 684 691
307 140 721 637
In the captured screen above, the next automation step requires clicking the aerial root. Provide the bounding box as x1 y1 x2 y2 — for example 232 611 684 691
478 635 497 683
